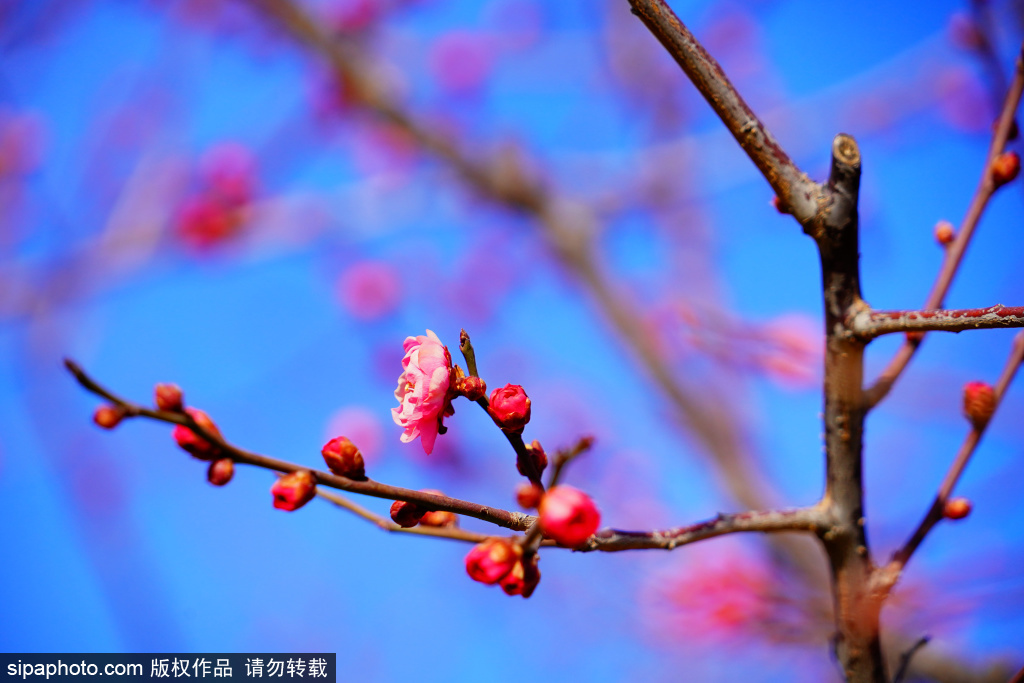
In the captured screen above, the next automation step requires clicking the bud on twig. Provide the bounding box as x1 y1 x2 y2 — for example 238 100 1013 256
417 489 457 527
453 375 487 402
321 436 366 479
93 404 126 429
207 458 234 486
538 485 601 547
963 381 996 428
173 408 223 460
155 383 184 412
991 151 1020 187
271 470 317 511
500 553 540 598
515 482 544 509
390 500 427 527
489 384 531 432
933 220 955 246
465 538 522 585
944 497 972 520
516 440 548 478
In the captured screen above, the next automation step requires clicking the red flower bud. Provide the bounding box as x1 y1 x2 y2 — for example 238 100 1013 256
963 381 996 428
944 497 972 520
207 458 234 486
500 554 540 598
991 151 1020 187
321 436 366 479
155 383 184 412
515 482 544 509
489 384 531 432
455 375 487 402
271 470 317 511
415 490 458 527
516 440 547 478
465 538 522 585
419 509 458 527
390 500 427 528
172 408 223 460
93 404 126 430
538 485 601 547
933 221 955 246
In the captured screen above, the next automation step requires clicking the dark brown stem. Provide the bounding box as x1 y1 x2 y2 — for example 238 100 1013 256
864 41 1024 409
626 0 822 225
851 305 1024 339
877 332 1024 587
813 134 885 683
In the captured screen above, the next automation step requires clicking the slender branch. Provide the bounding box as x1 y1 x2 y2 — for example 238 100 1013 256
893 637 931 683
864 41 1024 409
1009 662 1024 683
851 304 1024 339
578 505 827 552
65 358 534 531
626 0 822 225
314 488 495 544
878 332 1024 586
457 329 543 487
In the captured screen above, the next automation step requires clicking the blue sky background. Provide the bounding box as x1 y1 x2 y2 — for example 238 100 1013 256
1 0 1023 680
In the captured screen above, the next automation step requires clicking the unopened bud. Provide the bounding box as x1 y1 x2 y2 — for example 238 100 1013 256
415 489 457 527
963 381 996 428
155 383 184 412
455 375 487 402
516 440 548 478
172 408 223 460
489 384 531 432
321 436 366 479
934 220 955 246
390 500 426 528
93 404 126 429
465 538 522 584
271 470 317 511
944 497 972 520
515 482 544 509
770 195 789 214
500 553 540 598
991 151 1020 187
539 485 601 547
207 458 234 486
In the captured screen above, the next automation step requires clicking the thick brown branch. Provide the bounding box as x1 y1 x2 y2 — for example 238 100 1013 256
65 359 534 531
864 41 1024 409
627 0 822 225
876 332 1024 590
578 506 826 552
851 304 1024 339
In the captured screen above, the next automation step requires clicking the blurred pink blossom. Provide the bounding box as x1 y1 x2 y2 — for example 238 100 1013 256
200 142 257 207
430 32 493 95
325 406 384 464
337 260 401 319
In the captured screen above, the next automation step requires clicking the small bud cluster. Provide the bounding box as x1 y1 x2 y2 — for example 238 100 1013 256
390 490 458 528
93 405 126 430
517 440 547 479
173 408 223 460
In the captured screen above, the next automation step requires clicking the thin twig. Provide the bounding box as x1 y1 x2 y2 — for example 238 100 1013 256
626 0 822 225
864 41 1024 409
578 505 827 552
65 358 534 531
877 332 1024 590
851 304 1024 339
893 636 931 683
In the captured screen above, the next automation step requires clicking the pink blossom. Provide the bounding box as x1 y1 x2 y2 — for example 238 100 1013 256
337 260 401 320
392 330 453 454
